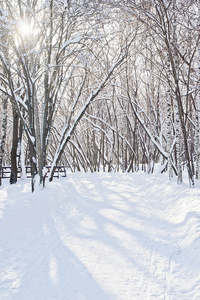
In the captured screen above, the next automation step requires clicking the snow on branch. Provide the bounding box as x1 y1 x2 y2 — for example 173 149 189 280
49 51 127 180
128 93 168 160
60 35 99 54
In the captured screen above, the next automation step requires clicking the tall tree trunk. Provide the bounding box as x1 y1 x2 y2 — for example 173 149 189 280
195 0 200 180
166 52 173 180
0 95 8 186
172 0 182 184
10 110 19 184
40 0 54 184
33 83 42 184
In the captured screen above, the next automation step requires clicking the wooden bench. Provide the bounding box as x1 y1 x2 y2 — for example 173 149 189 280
0 166 67 179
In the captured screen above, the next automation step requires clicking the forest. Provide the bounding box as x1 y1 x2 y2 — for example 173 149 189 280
0 0 199 191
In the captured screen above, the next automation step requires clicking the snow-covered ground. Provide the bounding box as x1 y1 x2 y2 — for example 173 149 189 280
0 171 200 300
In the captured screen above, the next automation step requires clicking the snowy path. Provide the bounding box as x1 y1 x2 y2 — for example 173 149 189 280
0 172 200 299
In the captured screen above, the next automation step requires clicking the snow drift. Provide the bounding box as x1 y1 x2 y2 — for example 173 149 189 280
0 171 200 299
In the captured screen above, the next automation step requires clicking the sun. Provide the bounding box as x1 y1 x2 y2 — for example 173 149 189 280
14 19 33 47
17 19 31 38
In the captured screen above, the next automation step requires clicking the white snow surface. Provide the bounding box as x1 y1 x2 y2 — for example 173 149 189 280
0 171 200 300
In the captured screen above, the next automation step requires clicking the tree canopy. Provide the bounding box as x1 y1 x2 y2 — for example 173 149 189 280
0 0 199 190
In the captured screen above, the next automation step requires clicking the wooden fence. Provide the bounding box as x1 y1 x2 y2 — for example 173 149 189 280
0 166 66 179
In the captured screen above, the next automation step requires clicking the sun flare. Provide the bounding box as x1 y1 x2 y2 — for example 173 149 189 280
17 19 31 37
